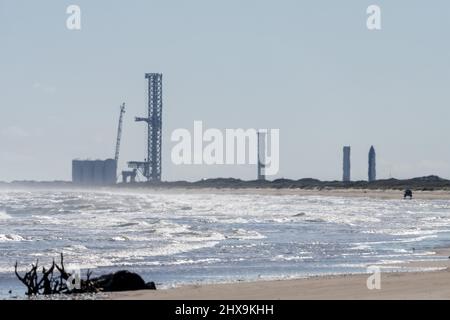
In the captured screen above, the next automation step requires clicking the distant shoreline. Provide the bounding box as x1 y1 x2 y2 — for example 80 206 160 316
3 182 450 201
1 175 450 192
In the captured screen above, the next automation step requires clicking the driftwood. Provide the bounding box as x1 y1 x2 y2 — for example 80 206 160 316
14 253 156 296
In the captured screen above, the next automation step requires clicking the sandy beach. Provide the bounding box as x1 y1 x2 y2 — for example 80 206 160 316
112 187 450 200
110 271 450 300
109 249 450 300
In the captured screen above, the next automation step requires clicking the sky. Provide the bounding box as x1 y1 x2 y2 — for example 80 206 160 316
1 0 450 182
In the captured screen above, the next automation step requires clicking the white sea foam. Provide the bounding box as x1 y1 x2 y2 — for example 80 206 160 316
0 234 24 242
216 217 251 224
270 255 313 262
110 258 224 267
111 236 129 241
64 244 88 251
107 241 220 260
226 229 266 240
0 211 11 220
153 221 191 235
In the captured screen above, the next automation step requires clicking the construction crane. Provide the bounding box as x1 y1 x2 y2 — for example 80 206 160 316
115 103 126 163
114 102 138 184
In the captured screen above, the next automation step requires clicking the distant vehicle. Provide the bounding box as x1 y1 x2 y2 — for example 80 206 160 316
404 189 413 199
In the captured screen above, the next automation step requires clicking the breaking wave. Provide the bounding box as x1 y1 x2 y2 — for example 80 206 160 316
0 211 11 220
0 234 25 242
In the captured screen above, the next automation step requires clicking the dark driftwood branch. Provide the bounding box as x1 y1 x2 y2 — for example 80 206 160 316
15 254 79 295
14 253 156 296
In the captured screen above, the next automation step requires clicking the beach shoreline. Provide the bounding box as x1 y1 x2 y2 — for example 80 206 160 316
137 188 450 200
108 248 450 300
5 185 450 200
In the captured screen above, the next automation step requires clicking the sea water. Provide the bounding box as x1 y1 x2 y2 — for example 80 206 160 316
1 188 449 298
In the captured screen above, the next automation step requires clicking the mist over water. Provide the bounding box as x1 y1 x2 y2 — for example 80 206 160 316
1 189 450 297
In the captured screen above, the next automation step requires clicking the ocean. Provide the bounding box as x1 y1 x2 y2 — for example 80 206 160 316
1 188 450 298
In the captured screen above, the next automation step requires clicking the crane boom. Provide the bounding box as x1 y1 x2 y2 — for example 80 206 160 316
115 103 126 162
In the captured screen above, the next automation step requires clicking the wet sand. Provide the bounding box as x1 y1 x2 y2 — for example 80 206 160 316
110 249 450 300
114 187 450 200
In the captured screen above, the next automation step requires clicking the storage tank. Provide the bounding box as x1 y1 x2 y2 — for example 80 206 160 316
104 159 117 185
93 160 105 185
81 160 94 185
72 160 83 184
72 159 117 186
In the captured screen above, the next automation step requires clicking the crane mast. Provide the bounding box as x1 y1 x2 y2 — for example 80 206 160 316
115 103 126 163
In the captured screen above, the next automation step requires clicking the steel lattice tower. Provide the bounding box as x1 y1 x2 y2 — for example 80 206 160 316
129 73 163 182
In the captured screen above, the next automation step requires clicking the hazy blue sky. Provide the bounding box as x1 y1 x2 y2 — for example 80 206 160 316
1 0 450 182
